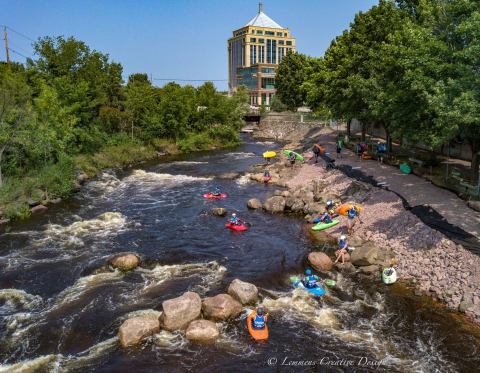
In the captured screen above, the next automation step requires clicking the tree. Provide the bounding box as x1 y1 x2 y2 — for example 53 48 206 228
275 51 310 110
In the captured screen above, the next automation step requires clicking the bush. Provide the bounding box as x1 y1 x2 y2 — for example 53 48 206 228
4 202 31 220
37 156 77 199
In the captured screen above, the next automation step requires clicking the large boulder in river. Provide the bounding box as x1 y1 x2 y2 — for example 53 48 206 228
186 320 219 343
211 208 228 217
350 242 379 266
303 202 324 215
160 291 202 331
118 315 160 348
218 172 239 180
228 279 259 305
202 294 242 321
291 199 305 213
263 196 286 213
111 254 140 271
249 173 264 182
308 252 333 272
31 205 48 215
247 198 263 209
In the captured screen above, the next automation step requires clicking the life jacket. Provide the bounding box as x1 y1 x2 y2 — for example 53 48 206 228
305 275 317 288
348 208 356 219
322 213 332 223
339 240 348 249
378 143 386 152
231 217 238 224
253 314 265 329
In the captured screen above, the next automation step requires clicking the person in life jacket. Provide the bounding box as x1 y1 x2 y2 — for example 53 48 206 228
376 142 387 164
346 206 362 234
325 199 339 217
289 152 296 166
263 169 271 178
302 268 320 289
312 145 320 163
230 213 239 225
212 186 221 196
335 235 349 264
319 211 333 224
251 306 269 330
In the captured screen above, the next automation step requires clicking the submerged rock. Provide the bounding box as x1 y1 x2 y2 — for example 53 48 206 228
186 319 219 343
308 252 333 272
247 198 263 209
118 315 160 348
160 291 202 331
263 196 286 213
110 254 140 271
211 208 228 217
202 293 242 321
227 279 259 305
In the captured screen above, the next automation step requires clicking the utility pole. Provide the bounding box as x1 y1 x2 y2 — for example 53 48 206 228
3 26 10 66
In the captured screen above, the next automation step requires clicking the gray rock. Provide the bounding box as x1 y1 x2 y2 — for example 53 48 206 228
49 198 62 204
247 198 263 209
281 191 291 198
211 208 228 217
218 172 239 180
227 279 259 305
291 200 305 213
303 202 323 215
202 294 242 321
263 196 286 213
273 190 283 196
186 319 219 343
350 242 379 266
467 200 480 212
118 315 160 348
76 172 89 184
459 300 474 313
358 265 379 274
161 292 202 331
27 199 40 207
334 262 355 272
0 218 10 226
110 253 140 271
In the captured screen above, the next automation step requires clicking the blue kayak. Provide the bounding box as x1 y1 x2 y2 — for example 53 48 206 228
290 276 326 296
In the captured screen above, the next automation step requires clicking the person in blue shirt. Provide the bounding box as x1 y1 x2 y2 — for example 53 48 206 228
251 307 268 330
346 206 362 234
335 235 349 264
212 186 222 196
264 169 270 178
302 268 320 289
376 142 387 164
229 213 239 225
319 211 333 224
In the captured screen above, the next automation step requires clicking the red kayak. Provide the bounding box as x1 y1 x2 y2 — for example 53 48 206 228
203 193 227 199
263 176 271 183
225 222 248 231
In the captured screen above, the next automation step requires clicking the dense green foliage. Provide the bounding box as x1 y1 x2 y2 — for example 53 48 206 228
275 0 480 183
0 36 248 220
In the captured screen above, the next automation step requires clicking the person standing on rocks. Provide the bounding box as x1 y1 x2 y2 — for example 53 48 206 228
335 235 349 264
346 206 362 234
336 139 343 159
312 145 321 163
289 152 296 167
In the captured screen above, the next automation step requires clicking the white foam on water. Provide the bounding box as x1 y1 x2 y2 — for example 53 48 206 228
127 170 212 184
152 330 187 349
169 161 207 166
236 175 252 185
59 337 118 371
0 289 42 311
255 141 275 145
0 354 60 373
225 152 256 159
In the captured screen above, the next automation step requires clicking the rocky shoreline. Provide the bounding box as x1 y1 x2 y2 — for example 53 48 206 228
246 125 480 324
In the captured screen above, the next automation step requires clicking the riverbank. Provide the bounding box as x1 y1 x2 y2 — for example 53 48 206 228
250 125 480 324
0 134 239 226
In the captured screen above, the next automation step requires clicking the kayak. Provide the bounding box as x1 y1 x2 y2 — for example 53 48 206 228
263 176 272 183
362 153 373 160
336 204 362 216
311 220 339 231
225 222 248 231
324 279 336 287
247 311 268 341
263 151 276 159
382 268 397 284
283 150 304 161
203 193 227 199
290 276 326 296
314 144 325 155
400 163 412 174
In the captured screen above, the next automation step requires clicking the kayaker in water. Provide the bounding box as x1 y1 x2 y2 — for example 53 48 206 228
346 206 362 234
251 306 268 330
229 213 239 225
212 186 222 196
335 235 349 264
302 268 320 289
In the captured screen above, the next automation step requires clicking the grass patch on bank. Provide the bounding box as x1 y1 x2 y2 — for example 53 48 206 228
0 131 239 222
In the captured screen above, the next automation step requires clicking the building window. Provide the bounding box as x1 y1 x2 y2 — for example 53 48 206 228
251 30 255 34
258 38 264 43
279 40 284 45
262 77 275 89
259 45 265 63
266 39 272 64
262 93 267 105
284 33 288 37
277 32 283 36
272 39 277 64
242 44 245 65
286 40 292 46
250 38 256 42
250 45 256 65
257 30 263 34
265 31 275 36
279 47 284 63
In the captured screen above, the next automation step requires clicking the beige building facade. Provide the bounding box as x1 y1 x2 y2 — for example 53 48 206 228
228 3 296 106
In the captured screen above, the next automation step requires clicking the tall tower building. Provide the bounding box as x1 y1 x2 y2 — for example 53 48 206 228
228 2 296 106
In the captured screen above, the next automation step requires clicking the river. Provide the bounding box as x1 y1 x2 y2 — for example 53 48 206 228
0 136 479 373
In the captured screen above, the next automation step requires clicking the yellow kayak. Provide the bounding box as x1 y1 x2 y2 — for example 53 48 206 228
263 151 276 159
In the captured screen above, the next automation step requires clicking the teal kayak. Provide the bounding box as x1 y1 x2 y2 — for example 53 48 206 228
400 163 412 174
283 150 304 161
312 219 339 231
290 276 325 296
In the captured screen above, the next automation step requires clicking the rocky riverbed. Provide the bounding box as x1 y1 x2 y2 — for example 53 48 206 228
247 125 480 324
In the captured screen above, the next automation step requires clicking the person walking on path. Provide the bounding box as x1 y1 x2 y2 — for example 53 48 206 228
312 144 320 163
336 139 343 159
376 142 386 164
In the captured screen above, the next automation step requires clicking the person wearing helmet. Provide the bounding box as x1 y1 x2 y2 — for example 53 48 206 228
212 186 222 196
319 210 333 224
325 199 338 217
346 206 361 234
252 306 269 330
302 268 320 289
335 235 349 264
230 213 239 225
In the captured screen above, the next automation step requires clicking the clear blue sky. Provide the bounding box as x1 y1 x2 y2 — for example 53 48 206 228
1 0 378 90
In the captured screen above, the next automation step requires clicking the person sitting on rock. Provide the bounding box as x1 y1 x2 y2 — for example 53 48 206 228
229 213 239 225
302 268 320 289
335 235 349 264
252 306 269 330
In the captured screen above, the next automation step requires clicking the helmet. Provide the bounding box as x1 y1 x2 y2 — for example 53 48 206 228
305 268 312 276
340 235 346 241
257 307 264 315
232 213 237 217
326 199 333 207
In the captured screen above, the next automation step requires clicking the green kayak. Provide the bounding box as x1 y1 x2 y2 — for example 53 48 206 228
311 219 339 231
382 268 397 284
400 163 412 174
283 150 304 161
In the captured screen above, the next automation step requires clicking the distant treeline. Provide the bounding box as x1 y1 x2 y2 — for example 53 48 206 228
275 0 480 183
0 36 248 220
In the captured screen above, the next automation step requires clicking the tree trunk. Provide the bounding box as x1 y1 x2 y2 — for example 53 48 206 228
346 119 351 137
0 145 5 188
361 123 366 142
471 139 480 186
385 130 392 153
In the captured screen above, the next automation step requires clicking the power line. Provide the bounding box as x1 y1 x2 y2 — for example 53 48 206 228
5 26 36 43
153 78 227 82
8 48 30 59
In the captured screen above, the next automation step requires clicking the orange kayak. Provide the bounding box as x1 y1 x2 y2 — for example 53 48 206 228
247 312 268 341
314 144 325 155
336 203 362 216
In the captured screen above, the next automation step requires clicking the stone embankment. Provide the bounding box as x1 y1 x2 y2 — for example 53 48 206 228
246 123 480 324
